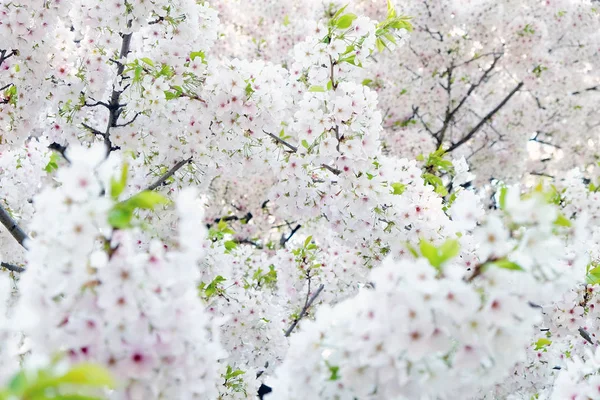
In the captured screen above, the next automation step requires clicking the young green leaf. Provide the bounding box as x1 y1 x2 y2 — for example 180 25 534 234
336 13 357 29
390 182 406 195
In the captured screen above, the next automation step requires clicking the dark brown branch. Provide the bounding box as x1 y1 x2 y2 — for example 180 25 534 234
530 171 554 179
579 327 595 345
446 82 524 153
103 30 133 155
234 238 263 249
48 142 70 163
320 164 341 175
0 49 17 66
280 224 301 247
572 85 598 96
83 100 110 109
114 112 141 127
0 203 29 248
436 53 502 145
284 283 324 337
81 122 105 137
413 106 435 137
1 262 25 273
148 16 165 25
529 136 561 149
263 130 298 152
145 158 192 191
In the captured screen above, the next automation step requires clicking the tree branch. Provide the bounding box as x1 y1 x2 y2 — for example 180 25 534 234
145 158 192 191
446 81 524 153
81 122 106 137
284 283 324 337
280 224 301 247
0 203 29 248
48 142 70 163
572 85 598 95
1 262 25 273
579 327 595 345
102 30 133 155
263 130 298 152
114 111 141 127
320 164 341 175
436 53 502 145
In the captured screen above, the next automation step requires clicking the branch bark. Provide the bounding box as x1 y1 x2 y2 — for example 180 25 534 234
0 203 29 248
446 81 524 153
145 158 192 191
280 224 301 247
103 31 133 154
284 283 324 337
1 262 25 273
263 130 298 152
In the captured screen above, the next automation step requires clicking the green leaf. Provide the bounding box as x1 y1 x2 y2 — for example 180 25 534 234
245 82 255 97
391 182 406 195
328 364 340 381
308 85 325 92
164 90 180 100
44 153 60 173
419 240 440 268
134 65 143 82
204 275 226 298
224 240 237 253
110 162 128 200
56 363 115 388
7 371 27 394
586 265 600 285
534 338 552 351
225 369 245 379
301 139 310 150
439 239 460 261
126 191 169 210
331 4 349 22
375 38 386 52
554 213 572 227
190 51 205 61
108 207 133 229
489 259 524 271
139 57 154 67
498 186 507 210
283 15 290 26
304 236 313 247
336 13 357 29
387 0 397 18
419 239 460 270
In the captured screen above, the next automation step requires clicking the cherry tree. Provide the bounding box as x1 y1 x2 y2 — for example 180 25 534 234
0 0 600 399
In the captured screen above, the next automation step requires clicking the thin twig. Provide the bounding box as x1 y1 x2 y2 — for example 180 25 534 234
579 327 595 345
280 224 301 247
145 158 193 191
284 284 325 337
114 112 141 127
263 130 298 152
1 262 25 273
0 204 29 248
446 82 524 153
320 164 342 175
81 122 105 137
572 85 598 96
48 142 70 163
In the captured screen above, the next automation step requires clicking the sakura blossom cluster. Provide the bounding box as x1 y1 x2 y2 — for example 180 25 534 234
1 0 600 399
10 145 226 399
